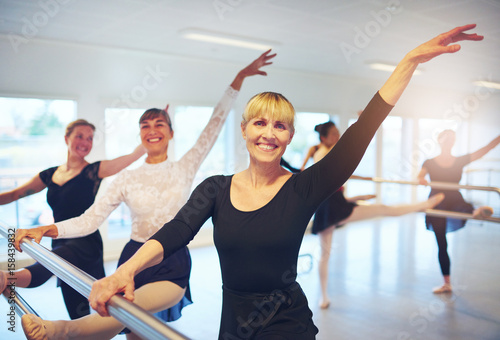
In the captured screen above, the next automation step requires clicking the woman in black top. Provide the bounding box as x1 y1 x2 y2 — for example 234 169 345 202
21 24 483 339
0 119 145 319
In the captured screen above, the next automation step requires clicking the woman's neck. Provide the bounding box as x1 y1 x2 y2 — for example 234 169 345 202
145 152 168 164
245 160 289 188
65 154 87 170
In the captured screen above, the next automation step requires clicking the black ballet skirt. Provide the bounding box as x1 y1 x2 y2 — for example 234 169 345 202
312 187 357 234
118 240 192 323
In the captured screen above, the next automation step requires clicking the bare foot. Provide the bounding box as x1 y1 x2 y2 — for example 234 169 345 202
319 299 331 309
473 206 493 219
432 283 452 294
427 193 445 209
22 314 48 340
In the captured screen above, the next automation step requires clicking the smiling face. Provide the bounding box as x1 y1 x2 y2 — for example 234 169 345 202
241 115 294 166
65 125 94 159
241 92 295 167
139 116 174 157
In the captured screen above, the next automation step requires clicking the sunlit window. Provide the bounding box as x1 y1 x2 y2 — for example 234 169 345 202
0 97 76 250
283 112 331 170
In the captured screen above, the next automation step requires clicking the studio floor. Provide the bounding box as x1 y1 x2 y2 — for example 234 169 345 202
1 214 499 340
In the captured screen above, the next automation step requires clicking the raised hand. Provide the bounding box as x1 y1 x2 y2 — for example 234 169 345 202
239 49 277 77
379 24 483 105
231 49 277 90
407 24 483 64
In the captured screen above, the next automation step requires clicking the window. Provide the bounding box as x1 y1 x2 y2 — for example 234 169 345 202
283 112 331 170
0 97 76 250
173 106 231 188
344 118 377 198
104 108 145 239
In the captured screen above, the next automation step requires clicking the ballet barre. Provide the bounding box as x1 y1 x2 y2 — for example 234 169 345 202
354 177 500 195
424 209 500 223
2 287 39 317
0 223 190 340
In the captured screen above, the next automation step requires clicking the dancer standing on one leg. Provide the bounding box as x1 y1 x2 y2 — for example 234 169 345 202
305 121 445 308
417 129 500 293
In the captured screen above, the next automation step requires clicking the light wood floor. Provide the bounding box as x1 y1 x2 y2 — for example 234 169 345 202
2 214 499 339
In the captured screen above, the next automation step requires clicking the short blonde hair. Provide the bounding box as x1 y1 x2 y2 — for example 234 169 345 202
241 92 295 133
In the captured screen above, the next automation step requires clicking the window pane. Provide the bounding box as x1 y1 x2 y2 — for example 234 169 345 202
345 118 376 197
381 117 406 204
104 108 145 239
174 106 229 188
0 97 76 250
284 112 330 170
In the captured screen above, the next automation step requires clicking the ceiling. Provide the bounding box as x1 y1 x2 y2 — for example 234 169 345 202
1 0 499 94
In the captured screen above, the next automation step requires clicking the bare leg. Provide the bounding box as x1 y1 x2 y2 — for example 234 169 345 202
338 193 444 225
22 281 186 340
318 226 335 309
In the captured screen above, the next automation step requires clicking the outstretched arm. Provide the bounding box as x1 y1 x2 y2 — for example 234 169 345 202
379 24 483 105
0 174 46 205
469 135 500 162
301 25 483 204
98 144 146 178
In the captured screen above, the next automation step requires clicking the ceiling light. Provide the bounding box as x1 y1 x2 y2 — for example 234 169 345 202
179 29 277 51
472 80 500 90
368 62 422 75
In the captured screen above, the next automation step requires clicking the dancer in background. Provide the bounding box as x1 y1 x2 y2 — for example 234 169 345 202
418 129 500 293
16 50 276 340
0 119 145 319
306 120 444 308
46 24 487 340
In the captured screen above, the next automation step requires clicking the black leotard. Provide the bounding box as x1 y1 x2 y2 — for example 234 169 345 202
27 162 105 319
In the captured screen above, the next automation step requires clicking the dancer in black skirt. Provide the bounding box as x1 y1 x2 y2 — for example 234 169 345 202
305 120 444 309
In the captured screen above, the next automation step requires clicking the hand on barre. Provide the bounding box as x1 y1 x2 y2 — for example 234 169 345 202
89 266 136 317
14 224 59 252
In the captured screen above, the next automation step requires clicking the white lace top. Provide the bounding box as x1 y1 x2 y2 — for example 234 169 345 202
56 86 239 242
